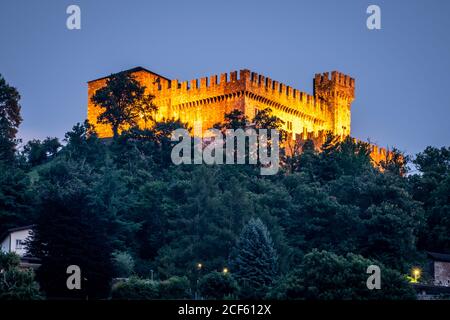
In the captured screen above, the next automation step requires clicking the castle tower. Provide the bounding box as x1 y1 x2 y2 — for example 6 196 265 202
313 71 355 137
87 67 395 166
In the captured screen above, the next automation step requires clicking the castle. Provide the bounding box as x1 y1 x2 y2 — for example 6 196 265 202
87 67 389 163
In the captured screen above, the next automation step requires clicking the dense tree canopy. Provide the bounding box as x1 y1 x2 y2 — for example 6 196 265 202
0 73 448 299
269 250 416 300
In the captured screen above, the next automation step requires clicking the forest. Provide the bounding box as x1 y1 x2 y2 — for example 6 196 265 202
0 72 449 300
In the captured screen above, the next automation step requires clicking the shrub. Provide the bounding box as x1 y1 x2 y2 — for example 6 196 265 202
0 252 42 300
199 272 239 299
269 250 416 300
112 251 135 278
159 276 191 299
111 277 159 300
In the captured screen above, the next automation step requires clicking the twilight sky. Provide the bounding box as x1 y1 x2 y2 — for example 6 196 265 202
0 0 449 155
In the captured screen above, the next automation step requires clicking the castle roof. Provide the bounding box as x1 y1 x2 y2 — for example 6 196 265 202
87 66 171 83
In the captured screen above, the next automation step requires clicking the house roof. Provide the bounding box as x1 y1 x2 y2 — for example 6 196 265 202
427 251 450 262
7 225 34 233
87 66 171 83
1 225 34 242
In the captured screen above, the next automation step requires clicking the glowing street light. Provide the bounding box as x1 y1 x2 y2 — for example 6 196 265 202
197 263 203 270
223 267 229 274
412 268 421 283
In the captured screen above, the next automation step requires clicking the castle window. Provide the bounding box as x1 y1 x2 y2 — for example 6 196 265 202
287 121 293 131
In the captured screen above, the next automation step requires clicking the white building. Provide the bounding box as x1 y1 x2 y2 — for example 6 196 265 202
1 225 34 257
1 225 39 269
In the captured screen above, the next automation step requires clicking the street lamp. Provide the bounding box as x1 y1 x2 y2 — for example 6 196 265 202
412 268 421 283
195 262 203 300
223 267 229 274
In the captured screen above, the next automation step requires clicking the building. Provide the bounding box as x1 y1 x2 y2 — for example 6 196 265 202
428 252 450 287
413 253 450 299
1 225 39 269
1 225 33 257
87 67 390 163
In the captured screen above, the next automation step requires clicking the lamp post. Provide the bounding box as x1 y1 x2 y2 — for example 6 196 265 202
413 268 421 283
195 262 203 300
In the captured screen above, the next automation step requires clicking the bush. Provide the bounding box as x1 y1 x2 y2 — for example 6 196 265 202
159 276 191 299
111 276 191 300
0 252 42 300
199 272 239 299
0 251 21 270
269 250 416 300
112 251 135 278
111 277 159 300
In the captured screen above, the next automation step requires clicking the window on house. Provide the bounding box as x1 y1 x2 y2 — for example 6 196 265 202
16 239 25 250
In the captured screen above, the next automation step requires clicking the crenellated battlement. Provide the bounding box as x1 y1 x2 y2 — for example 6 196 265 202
314 71 355 89
151 69 322 110
87 66 387 165
86 66 393 165
88 67 355 138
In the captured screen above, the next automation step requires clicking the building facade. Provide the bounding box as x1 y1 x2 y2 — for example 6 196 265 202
87 67 389 162
1 226 33 257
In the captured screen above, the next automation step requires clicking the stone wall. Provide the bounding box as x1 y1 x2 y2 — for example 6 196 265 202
87 66 391 164
434 261 450 286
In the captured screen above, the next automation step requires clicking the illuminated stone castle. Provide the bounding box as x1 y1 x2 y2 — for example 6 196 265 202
88 67 389 163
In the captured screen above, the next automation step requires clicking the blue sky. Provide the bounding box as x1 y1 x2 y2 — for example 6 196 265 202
0 0 449 155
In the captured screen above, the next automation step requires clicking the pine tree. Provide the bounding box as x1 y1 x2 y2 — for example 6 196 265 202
231 218 278 299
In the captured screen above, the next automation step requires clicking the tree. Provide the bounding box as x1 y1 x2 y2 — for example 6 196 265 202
0 252 42 300
62 121 105 165
0 75 22 163
22 137 61 167
91 72 157 138
112 251 135 278
0 162 34 236
270 250 416 300
198 271 239 299
252 107 286 143
412 147 450 252
214 109 248 131
317 133 372 182
231 218 278 299
28 161 114 299
253 108 284 131
380 147 409 176
283 178 362 259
